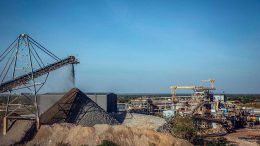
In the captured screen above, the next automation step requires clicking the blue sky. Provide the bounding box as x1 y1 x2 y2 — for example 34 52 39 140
0 0 259 93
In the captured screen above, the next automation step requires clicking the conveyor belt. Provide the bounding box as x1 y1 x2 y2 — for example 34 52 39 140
193 115 235 132
0 56 79 93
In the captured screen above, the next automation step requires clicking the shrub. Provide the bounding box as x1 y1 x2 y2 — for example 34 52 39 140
97 140 118 146
203 137 229 146
170 115 197 141
256 140 260 145
56 142 70 146
0 112 4 119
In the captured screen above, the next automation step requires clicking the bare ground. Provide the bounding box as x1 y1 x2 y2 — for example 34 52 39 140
27 123 192 146
224 126 260 146
0 120 35 146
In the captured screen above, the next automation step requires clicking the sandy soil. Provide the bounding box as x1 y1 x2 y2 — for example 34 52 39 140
0 113 167 146
225 126 260 146
27 123 192 146
0 120 34 146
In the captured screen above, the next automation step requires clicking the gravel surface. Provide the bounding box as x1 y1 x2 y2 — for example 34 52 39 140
0 120 35 146
121 113 166 131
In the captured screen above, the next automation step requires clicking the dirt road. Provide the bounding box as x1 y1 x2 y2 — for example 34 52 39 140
225 126 260 146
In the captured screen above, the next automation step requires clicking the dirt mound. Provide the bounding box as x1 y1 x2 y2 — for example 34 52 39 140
27 123 192 146
121 113 166 131
0 120 35 146
40 88 118 126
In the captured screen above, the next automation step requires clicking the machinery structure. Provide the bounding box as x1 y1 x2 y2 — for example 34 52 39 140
201 79 215 89
169 80 260 134
0 34 79 135
170 79 215 103
169 79 216 114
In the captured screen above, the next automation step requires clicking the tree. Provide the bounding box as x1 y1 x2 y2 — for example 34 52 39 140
169 115 197 141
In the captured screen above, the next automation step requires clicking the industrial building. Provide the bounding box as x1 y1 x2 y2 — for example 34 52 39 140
86 93 117 113
39 92 118 114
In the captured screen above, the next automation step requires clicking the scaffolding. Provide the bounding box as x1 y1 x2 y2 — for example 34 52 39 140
0 34 79 135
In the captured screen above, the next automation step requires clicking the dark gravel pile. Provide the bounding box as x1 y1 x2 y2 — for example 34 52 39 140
40 88 118 126
66 89 119 126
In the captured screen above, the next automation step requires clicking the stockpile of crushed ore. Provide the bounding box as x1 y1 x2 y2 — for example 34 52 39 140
27 123 192 146
121 113 166 131
40 88 118 126
0 120 35 146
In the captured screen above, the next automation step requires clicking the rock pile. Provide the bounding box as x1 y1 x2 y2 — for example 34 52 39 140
40 88 118 126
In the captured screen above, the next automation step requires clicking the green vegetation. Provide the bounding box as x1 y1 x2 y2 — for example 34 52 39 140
56 142 70 146
228 95 260 108
169 115 197 141
257 140 260 145
188 134 232 146
168 116 232 145
242 102 260 108
227 95 260 103
117 96 131 103
97 140 118 146
201 137 230 146
0 111 3 118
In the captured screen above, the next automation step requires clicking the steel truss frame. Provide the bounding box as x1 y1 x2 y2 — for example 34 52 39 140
0 34 78 135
